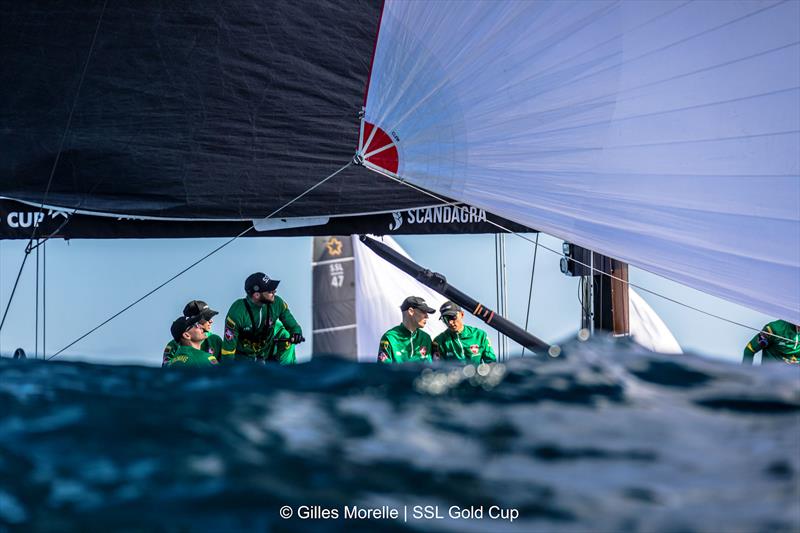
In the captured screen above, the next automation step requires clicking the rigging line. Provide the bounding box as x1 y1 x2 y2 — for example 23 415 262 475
35 241 39 359
30 121 153 251
48 160 352 360
1 0 109 337
43 241 47 360
0 253 30 335
521 232 540 358
378 172 782 338
29 0 109 244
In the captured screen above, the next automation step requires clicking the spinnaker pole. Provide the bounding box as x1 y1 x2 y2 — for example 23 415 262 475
359 235 549 354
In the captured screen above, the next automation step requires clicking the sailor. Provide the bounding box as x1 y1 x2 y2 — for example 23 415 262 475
220 272 304 363
378 296 435 363
432 301 496 364
167 315 220 367
162 300 222 366
742 319 800 364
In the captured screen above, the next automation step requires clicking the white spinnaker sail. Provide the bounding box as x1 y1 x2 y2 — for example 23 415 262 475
354 235 447 361
630 288 682 354
362 0 800 323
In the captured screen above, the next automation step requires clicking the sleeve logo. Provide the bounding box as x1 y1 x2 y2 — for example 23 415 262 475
224 327 234 341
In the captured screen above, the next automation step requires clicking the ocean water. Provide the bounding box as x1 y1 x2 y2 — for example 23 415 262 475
1 337 798 532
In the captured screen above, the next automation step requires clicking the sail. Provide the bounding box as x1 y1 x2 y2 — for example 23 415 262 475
629 288 682 355
0 0 440 222
353 235 446 361
312 236 358 359
362 1 800 323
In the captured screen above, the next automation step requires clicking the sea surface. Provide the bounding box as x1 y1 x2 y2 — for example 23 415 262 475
1 337 798 532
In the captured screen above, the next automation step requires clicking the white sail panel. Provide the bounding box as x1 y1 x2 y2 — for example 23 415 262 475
364 0 800 323
629 288 682 355
354 235 447 361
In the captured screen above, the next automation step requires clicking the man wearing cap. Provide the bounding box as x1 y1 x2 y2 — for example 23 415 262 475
433 301 496 365
162 300 223 367
220 272 304 363
378 296 435 363
167 315 220 368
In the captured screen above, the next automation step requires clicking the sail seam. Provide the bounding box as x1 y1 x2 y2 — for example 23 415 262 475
313 324 357 334
312 258 355 267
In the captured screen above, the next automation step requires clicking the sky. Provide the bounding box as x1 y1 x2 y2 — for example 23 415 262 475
0 231 774 366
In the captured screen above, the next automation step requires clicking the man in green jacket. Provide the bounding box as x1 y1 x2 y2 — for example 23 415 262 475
433 301 496 365
167 315 220 368
742 319 799 364
220 272 304 363
162 300 223 366
378 296 435 363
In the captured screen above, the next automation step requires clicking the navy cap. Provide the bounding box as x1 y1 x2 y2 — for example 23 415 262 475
170 315 202 343
400 296 435 314
439 301 462 320
183 300 218 320
244 272 280 294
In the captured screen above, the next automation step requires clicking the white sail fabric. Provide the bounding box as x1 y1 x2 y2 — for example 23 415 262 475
364 0 800 323
629 288 682 354
354 235 447 361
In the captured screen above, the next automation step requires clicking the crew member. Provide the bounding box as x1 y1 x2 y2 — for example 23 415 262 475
162 300 223 366
742 319 800 364
378 296 435 363
220 272 303 363
167 315 220 367
433 301 496 365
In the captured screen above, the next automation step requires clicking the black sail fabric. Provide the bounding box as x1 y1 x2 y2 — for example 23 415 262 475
0 0 438 221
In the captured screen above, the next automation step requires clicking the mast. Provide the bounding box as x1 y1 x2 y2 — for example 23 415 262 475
360 235 549 354
562 244 630 336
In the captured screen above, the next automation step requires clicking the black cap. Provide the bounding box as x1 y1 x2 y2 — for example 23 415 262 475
183 300 218 320
400 296 436 314
244 272 280 294
439 301 462 321
170 315 202 343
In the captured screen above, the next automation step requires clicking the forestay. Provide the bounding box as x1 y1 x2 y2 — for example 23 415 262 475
362 0 800 323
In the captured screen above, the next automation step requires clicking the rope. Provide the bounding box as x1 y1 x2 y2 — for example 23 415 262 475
1 0 108 335
0 253 30 335
520 233 539 358
376 172 792 342
47 160 352 360
43 240 47 360
35 241 40 359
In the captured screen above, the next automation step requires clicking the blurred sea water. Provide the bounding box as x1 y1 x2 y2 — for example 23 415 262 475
1 336 798 532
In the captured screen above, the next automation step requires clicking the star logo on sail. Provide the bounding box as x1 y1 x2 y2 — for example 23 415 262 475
326 237 343 256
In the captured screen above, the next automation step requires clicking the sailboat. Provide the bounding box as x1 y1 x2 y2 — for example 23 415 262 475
0 0 797 360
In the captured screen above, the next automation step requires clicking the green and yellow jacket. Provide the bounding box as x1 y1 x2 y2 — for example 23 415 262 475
162 333 222 367
167 345 220 368
433 325 496 365
743 320 800 364
378 324 433 363
221 295 301 363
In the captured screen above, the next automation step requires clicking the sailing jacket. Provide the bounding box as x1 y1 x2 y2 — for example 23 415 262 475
433 325 496 365
743 320 800 364
162 333 222 367
221 295 301 362
378 324 433 363
167 345 220 368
